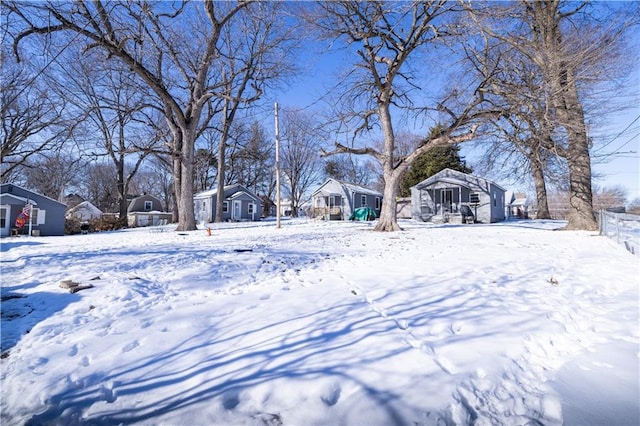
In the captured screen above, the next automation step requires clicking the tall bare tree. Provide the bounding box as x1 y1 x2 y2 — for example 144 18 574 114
280 109 324 217
465 0 638 230
54 54 161 219
210 3 296 223
313 1 499 231
1 42 73 182
9 1 253 231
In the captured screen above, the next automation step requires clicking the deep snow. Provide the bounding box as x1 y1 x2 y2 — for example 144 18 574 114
1 219 638 425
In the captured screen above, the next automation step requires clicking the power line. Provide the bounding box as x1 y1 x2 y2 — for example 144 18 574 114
592 131 640 158
592 114 640 153
6 19 90 108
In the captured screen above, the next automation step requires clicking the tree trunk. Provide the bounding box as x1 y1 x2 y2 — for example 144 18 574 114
530 151 551 219
374 101 402 232
564 126 597 230
374 172 401 232
556 77 597 231
176 132 196 231
215 129 227 223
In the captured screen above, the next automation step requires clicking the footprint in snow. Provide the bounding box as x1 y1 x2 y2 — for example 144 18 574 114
101 381 119 403
321 382 342 406
68 344 78 357
122 340 139 353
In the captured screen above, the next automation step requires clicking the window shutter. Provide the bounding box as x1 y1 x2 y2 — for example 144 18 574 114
37 209 46 224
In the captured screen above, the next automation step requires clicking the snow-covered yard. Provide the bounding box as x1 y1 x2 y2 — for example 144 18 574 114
1 219 638 425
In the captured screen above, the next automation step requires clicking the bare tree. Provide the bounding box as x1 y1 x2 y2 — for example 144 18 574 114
54 54 161 219
592 185 627 211
312 1 499 231
280 109 324 217
210 3 296 223
226 121 274 196
1 43 73 181
465 0 638 230
9 1 254 231
22 152 84 201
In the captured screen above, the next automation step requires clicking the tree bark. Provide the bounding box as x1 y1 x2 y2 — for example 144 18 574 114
529 151 551 219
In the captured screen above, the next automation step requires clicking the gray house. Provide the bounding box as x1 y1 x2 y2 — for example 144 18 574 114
127 194 172 227
311 179 383 221
0 183 67 237
194 184 262 223
411 169 506 224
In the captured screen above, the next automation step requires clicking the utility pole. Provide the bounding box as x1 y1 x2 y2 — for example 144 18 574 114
274 102 281 229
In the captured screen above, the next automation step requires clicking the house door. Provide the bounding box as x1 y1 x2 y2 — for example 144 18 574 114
0 205 9 237
441 189 453 214
232 200 242 221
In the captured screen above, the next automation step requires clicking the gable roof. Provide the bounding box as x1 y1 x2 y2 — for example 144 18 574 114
312 178 383 197
0 183 66 207
194 184 261 202
411 169 506 192
66 200 103 215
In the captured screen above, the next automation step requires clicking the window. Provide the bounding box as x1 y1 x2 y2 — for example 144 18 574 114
493 193 497 207
0 207 6 228
248 203 254 214
469 193 479 204
361 195 367 207
222 201 229 213
375 197 381 210
29 208 38 225
28 208 45 225
144 201 153 211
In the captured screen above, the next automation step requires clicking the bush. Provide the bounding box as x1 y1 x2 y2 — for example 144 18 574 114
65 216 128 234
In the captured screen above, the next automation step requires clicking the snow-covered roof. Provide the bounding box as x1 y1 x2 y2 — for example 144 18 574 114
313 178 382 197
194 184 260 201
412 168 506 192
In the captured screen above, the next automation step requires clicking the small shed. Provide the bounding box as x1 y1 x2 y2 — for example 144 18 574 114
194 184 262 223
311 179 383 221
66 201 103 222
1 183 67 237
127 194 172 227
411 169 506 224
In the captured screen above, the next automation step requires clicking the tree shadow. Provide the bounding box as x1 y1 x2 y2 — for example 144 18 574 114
0 239 45 253
1 291 79 355
24 298 414 425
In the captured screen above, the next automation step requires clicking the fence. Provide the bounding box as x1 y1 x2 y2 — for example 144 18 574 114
598 210 640 256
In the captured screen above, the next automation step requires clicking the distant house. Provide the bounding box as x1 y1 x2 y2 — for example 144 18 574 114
66 201 103 222
1 183 66 237
311 179 383 221
194 184 262 223
127 194 172 227
505 191 529 219
411 169 506 224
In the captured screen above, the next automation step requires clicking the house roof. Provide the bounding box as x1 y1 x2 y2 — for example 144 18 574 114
0 193 38 205
194 184 261 202
66 201 102 215
127 194 164 212
411 169 506 192
0 183 66 207
312 179 383 197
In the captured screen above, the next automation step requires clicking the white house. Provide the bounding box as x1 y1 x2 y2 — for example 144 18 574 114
65 201 103 222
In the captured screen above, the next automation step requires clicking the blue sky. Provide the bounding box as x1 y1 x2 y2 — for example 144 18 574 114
264 14 640 203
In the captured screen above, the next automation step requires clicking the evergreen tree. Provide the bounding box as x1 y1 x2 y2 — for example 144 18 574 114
399 145 472 197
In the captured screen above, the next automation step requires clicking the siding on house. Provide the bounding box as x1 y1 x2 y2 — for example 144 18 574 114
1 184 67 236
66 201 103 222
410 169 506 224
126 194 171 227
194 184 262 223
311 179 383 220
